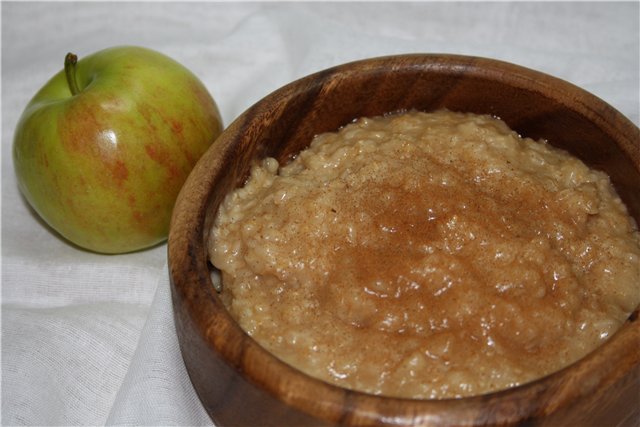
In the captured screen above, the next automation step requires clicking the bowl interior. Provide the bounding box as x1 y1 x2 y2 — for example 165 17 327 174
206 55 640 233
170 54 640 427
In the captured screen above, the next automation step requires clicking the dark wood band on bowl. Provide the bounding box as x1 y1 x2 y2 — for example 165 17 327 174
168 54 640 426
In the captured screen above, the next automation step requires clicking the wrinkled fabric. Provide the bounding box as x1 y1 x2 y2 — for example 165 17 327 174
2 2 638 426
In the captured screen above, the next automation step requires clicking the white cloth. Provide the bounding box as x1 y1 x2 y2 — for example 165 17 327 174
2 2 638 425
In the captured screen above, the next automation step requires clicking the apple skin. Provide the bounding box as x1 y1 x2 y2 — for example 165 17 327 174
13 46 223 253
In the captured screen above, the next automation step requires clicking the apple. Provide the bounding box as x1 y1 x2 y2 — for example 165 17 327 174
13 46 222 253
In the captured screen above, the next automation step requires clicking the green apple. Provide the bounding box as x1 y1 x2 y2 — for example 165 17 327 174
13 46 223 253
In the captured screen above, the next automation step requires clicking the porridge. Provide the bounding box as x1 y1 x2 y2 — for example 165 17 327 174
208 110 640 399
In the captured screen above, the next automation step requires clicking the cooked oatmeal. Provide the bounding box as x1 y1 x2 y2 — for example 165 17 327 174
208 110 640 399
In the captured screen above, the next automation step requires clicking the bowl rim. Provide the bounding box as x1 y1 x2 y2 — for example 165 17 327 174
169 53 640 426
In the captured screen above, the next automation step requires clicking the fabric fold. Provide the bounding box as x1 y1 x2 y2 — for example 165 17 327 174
105 268 212 426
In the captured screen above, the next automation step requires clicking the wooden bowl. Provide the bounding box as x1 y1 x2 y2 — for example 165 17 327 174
168 54 640 426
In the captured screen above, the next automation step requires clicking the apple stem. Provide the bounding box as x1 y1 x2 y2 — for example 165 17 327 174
64 52 81 96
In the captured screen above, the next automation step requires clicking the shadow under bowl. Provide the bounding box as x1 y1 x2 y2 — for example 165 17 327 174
168 54 640 427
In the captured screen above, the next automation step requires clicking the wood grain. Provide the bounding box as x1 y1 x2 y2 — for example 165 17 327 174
168 54 640 426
